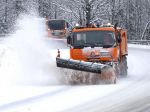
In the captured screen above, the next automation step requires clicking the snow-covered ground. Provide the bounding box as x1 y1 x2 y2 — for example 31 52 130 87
0 16 150 112
128 44 150 50
0 15 69 86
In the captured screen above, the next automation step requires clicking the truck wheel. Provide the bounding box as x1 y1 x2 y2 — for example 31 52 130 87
121 56 128 77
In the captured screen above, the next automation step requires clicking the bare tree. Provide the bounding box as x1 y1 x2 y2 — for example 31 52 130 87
0 0 150 40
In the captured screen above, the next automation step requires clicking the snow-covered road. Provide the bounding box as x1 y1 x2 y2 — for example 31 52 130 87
65 47 150 112
0 16 150 112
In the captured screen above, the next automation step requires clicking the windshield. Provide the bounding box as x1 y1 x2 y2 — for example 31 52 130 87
48 20 65 30
73 31 116 48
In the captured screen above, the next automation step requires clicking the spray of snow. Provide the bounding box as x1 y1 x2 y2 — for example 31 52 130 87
0 15 69 86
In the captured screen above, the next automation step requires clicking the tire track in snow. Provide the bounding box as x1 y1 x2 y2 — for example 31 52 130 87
63 48 150 112
0 87 68 111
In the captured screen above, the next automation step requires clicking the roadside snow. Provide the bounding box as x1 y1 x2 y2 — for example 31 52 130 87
128 44 150 50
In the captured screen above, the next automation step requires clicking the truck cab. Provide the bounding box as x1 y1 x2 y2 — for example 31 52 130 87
67 23 128 76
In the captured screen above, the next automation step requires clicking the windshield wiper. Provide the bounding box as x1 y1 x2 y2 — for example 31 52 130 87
103 44 114 48
93 43 103 47
73 42 104 48
83 43 92 47
83 42 103 48
73 44 84 49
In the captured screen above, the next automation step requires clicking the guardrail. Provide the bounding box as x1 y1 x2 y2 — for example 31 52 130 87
0 34 6 37
128 40 150 45
0 34 13 37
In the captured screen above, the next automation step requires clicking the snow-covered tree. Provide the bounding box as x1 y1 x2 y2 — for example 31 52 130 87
0 0 150 40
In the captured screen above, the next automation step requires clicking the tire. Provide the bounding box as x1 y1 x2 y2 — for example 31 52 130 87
120 56 128 77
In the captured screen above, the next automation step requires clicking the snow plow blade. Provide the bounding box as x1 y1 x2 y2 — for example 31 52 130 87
56 57 102 73
56 57 117 84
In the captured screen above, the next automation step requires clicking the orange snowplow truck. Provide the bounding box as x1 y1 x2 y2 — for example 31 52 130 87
56 23 128 84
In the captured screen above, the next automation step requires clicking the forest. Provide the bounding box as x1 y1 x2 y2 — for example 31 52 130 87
0 0 150 40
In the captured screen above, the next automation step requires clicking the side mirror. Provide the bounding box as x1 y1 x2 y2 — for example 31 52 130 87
66 22 69 28
114 23 118 30
117 32 122 43
67 36 71 45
